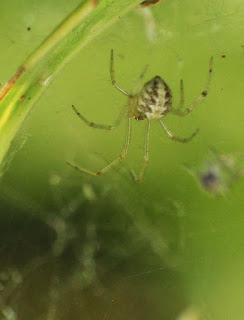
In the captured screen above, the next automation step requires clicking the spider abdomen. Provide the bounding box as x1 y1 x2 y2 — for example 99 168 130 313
135 76 172 120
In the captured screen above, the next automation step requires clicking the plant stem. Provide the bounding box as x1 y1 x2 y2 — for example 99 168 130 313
0 0 142 174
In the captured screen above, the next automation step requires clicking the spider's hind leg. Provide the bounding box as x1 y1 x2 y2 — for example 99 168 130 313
67 118 132 177
159 120 199 143
171 56 213 116
132 64 149 95
177 79 184 110
131 120 150 184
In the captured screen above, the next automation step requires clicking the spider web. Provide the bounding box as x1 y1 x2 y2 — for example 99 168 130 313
0 0 243 319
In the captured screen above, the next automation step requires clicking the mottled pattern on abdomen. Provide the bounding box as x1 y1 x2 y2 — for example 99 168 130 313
136 76 172 120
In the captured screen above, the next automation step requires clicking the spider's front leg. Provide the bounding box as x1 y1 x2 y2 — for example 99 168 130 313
71 104 126 130
110 49 132 97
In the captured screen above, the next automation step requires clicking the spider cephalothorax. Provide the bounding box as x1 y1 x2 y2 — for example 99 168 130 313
68 50 213 183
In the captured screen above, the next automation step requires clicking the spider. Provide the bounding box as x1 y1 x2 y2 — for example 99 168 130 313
67 50 213 184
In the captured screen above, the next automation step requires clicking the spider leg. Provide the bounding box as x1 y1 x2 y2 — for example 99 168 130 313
110 49 132 97
71 104 126 130
177 79 184 110
159 119 199 143
67 118 132 176
171 56 213 116
131 119 150 184
132 64 149 94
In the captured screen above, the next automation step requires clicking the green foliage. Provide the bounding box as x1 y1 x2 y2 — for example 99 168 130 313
0 0 243 319
0 0 142 172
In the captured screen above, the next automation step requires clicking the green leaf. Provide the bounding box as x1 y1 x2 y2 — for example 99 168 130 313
0 0 142 174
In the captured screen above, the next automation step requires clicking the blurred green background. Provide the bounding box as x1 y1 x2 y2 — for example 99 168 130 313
0 0 243 319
